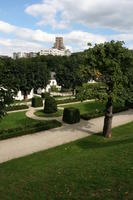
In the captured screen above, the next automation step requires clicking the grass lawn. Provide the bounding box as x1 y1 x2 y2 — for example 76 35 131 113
0 122 133 199
0 112 36 130
61 101 105 114
35 109 63 118
0 112 61 140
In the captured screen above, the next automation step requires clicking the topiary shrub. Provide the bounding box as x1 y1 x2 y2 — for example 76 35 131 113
63 107 80 124
44 96 57 113
32 97 43 108
41 92 50 99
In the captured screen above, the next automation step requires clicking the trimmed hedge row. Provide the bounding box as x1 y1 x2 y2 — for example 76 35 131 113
32 97 43 107
0 120 62 140
6 105 29 112
56 98 78 105
63 107 80 124
81 106 129 120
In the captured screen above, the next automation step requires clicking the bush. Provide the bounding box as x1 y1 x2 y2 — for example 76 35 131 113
125 100 133 109
81 111 104 120
44 96 57 114
63 107 80 124
50 86 58 92
41 92 50 99
6 105 29 112
81 106 128 121
32 97 43 108
56 98 77 105
0 120 62 140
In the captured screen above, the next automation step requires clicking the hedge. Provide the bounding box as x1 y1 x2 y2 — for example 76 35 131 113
32 97 43 107
63 107 80 124
44 96 57 114
6 105 29 112
41 92 50 99
0 120 62 140
56 98 78 105
81 106 129 120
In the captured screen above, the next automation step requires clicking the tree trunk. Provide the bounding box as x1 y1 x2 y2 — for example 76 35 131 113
24 91 28 100
103 98 113 138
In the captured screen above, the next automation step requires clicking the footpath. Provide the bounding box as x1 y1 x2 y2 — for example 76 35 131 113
0 108 132 164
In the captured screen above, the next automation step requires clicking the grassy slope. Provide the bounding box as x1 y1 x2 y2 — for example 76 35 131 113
0 122 133 200
62 101 105 114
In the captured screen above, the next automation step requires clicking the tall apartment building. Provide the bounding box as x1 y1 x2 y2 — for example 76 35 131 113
53 37 65 50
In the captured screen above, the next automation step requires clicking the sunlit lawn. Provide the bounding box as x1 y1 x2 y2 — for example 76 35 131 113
0 122 133 199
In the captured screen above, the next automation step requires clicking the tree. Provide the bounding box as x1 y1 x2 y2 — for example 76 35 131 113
15 59 50 99
0 58 18 118
56 53 91 94
86 41 132 138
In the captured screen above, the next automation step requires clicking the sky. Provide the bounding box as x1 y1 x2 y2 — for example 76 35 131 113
0 0 133 56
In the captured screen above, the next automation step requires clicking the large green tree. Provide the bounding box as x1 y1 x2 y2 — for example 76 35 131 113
86 41 133 138
15 58 50 99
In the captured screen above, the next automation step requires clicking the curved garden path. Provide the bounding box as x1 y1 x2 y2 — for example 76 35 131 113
0 108 133 164
26 107 62 122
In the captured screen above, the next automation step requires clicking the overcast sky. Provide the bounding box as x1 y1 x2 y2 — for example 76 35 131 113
0 0 133 56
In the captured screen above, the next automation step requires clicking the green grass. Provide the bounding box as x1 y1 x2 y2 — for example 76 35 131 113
61 101 105 114
0 112 62 140
0 112 36 130
0 122 133 199
35 109 63 118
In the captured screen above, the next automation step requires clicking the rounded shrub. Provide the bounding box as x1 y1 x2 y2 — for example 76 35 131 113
32 97 43 108
63 107 80 124
44 96 57 114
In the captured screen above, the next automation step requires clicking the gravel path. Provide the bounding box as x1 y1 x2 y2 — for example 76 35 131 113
0 109 132 164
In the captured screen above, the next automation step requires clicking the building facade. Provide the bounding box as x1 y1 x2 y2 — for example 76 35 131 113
53 37 65 50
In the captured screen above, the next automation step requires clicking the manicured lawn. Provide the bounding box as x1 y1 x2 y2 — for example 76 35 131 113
35 109 63 118
61 101 105 114
0 122 133 199
0 112 62 140
0 112 36 130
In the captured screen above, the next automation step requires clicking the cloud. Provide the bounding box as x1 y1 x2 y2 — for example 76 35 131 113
0 20 133 56
0 38 43 56
0 21 16 33
25 0 133 32
0 20 108 54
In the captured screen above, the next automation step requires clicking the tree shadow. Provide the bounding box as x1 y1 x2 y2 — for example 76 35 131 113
76 136 133 150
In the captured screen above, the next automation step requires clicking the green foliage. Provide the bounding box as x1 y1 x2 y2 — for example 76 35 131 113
56 98 78 105
86 41 131 104
63 107 80 124
32 97 43 108
50 85 58 92
41 92 50 99
76 83 106 101
44 96 57 113
0 120 61 140
6 105 29 112
81 105 128 120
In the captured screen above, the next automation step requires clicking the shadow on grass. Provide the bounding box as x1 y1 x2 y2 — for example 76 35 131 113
76 135 133 150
